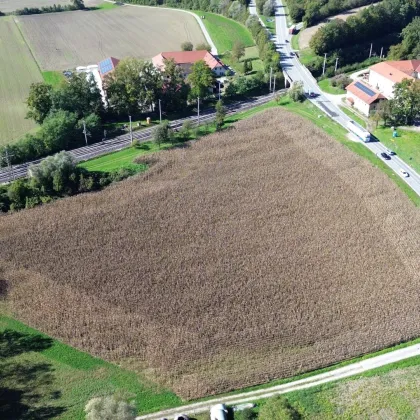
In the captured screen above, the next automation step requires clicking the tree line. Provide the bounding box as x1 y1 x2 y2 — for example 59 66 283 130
287 0 381 27
310 0 420 55
12 0 84 15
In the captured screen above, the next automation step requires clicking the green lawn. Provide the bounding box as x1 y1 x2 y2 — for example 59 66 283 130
42 70 65 87
299 47 318 66
193 11 254 53
291 31 300 50
0 315 181 420
242 45 264 73
92 1 119 9
260 15 276 35
339 105 367 128
318 78 346 95
374 126 420 175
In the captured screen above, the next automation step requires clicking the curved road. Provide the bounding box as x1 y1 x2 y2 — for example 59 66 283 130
267 0 420 196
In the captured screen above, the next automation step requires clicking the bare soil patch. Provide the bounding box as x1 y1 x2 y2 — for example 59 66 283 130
15 7 206 70
299 3 379 49
1 108 419 399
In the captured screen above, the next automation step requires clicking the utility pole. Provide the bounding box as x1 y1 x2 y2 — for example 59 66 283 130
1 148 15 180
322 53 327 75
197 96 200 126
380 47 383 59
269 67 273 92
369 43 373 58
102 129 107 142
334 57 339 74
272 74 276 95
158 99 162 124
218 81 221 101
82 120 89 146
129 115 133 144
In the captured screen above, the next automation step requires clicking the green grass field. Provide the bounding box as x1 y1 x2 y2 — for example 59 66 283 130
42 70 65 87
260 15 275 35
0 315 181 419
318 78 346 95
0 17 43 145
291 31 300 50
194 11 254 53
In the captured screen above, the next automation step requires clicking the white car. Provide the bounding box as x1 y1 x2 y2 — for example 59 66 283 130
399 169 409 178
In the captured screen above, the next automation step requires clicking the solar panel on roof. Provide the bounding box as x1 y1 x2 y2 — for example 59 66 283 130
99 58 113 75
355 81 376 97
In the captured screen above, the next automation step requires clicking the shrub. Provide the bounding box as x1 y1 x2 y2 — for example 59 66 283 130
181 41 193 51
85 396 136 420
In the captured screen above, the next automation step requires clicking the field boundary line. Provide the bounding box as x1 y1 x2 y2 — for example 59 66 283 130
104 0 218 55
12 16 44 75
136 343 420 419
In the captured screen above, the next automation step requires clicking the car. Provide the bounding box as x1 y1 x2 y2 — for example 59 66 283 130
399 169 409 177
285 39 289 42
309 91 316 98
174 415 189 420
290 52 295 56
386 149 396 155
380 152 391 160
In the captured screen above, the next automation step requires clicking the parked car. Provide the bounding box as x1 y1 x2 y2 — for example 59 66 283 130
386 149 396 155
380 152 391 160
399 169 409 177
290 52 295 56
309 91 316 98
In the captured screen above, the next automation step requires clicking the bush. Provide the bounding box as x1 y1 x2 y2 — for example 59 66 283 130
235 408 256 420
289 81 305 102
259 396 297 420
331 74 352 89
181 41 193 51
85 395 136 420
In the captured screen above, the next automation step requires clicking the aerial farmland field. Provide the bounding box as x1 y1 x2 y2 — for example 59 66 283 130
1 108 419 401
0 0 71 13
15 6 207 71
0 17 42 145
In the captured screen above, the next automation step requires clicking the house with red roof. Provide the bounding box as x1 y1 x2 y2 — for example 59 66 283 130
152 50 226 78
345 60 419 116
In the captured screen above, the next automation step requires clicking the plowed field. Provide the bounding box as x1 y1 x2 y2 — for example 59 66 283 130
15 6 206 70
1 108 419 399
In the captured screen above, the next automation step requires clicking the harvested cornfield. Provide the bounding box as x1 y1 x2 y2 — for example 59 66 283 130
1 108 419 399
14 6 206 70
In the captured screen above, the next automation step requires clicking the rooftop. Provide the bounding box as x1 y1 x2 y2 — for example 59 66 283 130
346 80 385 104
152 50 224 70
369 60 420 83
98 57 120 78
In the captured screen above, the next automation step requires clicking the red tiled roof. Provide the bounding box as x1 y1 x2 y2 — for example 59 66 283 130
369 60 420 83
152 50 224 70
346 80 385 105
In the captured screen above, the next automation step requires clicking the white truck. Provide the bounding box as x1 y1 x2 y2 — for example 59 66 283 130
210 404 228 420
347 120 370 142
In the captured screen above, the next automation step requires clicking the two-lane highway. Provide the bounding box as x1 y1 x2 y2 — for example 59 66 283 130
269 0 420 197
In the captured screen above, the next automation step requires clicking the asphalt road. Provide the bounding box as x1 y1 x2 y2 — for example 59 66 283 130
270 0 420 197
0 93 280 184
135 343 420 419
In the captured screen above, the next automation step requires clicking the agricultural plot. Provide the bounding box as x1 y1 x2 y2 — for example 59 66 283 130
0 0 71 13
0 17 42 145
15 7 206 71
1 109 419 401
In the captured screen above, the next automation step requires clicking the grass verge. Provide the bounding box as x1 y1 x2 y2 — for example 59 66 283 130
318 78 345 95
193 11 254 53
339 105 367 128
291 31 300 50
260 15 276 35
0 315 181 419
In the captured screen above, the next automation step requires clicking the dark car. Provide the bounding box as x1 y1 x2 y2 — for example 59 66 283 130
309 91 317 98
380 152 391 160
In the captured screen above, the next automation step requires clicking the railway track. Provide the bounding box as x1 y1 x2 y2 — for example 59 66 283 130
0 93 281 183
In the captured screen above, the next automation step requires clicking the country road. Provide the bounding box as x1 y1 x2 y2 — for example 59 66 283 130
0 93 280 183
136 344 420 419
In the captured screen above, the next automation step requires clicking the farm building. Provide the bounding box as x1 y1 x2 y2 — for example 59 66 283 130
345 60 420 116
152 50 226 78
98 56 120 79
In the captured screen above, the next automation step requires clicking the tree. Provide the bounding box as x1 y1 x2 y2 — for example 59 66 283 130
181 41 193 51
232 41 245 61
259 396 297 420
152 121 173 148
29 151 78 194
187 60 215 99
39 110 78 151
389 17 420 60
390 79 420 125
215 99 226 130
26 82 53 124
263 0 275 17
289 81 305 102
196 42 212 52
375 100 392 127
105 58 161 115
72 0 85 9
7 179 32 211
52 73 104 119
161 58 189 111
85 396 136 420
180 120 193 140
243 58 253 75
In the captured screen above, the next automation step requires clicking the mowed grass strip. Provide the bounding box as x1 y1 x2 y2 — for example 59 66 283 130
0 315 181 419
318 78 346 95
42 70 66 87
0 17 42 145
194 11 254 53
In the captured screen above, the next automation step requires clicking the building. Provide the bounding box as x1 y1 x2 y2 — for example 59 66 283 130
345 60 420 116
152 50 226 78
345 80 386 116
76 57 120 105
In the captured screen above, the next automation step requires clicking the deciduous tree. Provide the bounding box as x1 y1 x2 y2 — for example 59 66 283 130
187 60 215 99
181 41 193 51
195 42 212 52
215 99 226 130
161 58 189 111
232 41 246 61
26 82 53 124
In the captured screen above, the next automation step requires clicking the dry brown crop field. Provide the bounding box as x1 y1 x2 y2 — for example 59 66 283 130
14 6 206 70
1 109 420 400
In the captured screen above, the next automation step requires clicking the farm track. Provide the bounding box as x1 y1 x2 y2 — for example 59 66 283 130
0 93 280 182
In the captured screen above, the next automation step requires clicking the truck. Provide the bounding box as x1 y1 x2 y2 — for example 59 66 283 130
346 120 370 142
289 25 296 35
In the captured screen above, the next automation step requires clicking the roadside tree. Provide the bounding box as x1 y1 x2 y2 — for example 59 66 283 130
289 81 305 102
390 79 420 125
40 110 78 151
187 60 215 99
215 99 226 130
152 121 174 148
26 82 53 124
263 0 275 16
181 41 194 51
